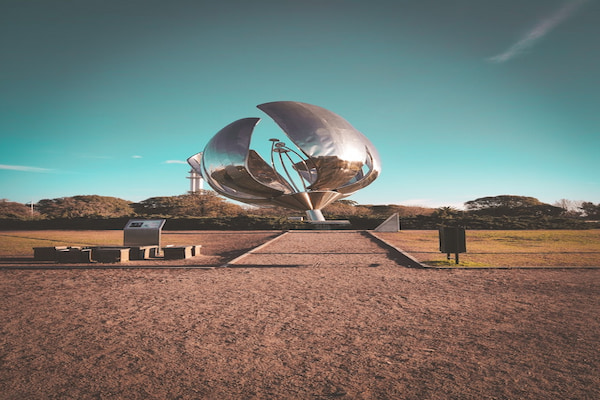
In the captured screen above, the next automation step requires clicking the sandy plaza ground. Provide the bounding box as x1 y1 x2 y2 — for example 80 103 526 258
1 231 598 399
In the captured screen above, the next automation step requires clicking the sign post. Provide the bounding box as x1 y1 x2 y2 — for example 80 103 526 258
123 219 166 249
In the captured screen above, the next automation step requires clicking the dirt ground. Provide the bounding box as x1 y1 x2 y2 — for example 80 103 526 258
1 231 598 399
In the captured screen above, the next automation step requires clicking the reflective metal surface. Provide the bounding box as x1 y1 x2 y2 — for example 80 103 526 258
188 101 381 221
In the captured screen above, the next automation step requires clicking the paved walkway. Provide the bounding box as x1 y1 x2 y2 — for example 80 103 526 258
226 230 421 268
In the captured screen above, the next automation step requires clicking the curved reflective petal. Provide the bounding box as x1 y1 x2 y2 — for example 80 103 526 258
336 146 381 195
200 118 292 205
187 152 203 175
189 101 381 216
257 102 366 160
257 101 380 192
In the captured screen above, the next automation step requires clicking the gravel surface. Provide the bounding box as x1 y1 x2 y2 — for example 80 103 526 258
229 231 403 268
1 230 598 399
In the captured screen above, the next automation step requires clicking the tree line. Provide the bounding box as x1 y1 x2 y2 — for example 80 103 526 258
1 193 599 230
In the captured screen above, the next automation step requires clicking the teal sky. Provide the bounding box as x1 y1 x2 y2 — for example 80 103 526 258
1 0 599 208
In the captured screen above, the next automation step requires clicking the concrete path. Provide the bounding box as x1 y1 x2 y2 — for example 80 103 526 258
225 230 423 268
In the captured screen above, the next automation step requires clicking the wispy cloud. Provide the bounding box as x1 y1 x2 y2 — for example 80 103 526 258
0 164 53 173
132 155 143 159
164 160 187 164
488 0 588 63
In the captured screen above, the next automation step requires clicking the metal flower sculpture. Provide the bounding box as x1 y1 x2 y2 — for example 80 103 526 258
187 101 381 221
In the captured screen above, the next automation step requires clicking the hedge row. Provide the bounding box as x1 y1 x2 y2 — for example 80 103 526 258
0 216 306 231
2 215 598 230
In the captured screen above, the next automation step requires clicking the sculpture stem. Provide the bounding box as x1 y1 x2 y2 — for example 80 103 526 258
305 209 325 221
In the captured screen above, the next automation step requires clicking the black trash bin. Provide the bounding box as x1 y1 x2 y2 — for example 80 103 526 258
439 226 466 263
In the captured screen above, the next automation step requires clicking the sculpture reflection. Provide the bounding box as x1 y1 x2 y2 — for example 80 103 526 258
188 101 381 221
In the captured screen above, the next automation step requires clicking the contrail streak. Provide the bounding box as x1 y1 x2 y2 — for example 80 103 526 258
0 164 53 173
488 0 588 63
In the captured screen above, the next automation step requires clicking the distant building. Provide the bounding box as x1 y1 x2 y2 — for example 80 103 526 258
187 169 204 193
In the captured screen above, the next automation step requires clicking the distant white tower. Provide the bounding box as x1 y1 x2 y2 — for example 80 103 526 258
188 169 204 193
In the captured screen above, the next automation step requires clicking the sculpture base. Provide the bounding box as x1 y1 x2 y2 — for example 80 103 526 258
307 220 352 230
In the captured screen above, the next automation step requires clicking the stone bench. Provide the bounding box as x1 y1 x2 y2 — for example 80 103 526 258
190 245 202 256
56 248 93 264
163 246 193 260
33 246 69 261
93 247 130 263
129 245 160 260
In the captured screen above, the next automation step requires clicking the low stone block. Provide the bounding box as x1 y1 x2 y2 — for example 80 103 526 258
94 248 130 263
190 245 202 256
79 249 93 263
129 246 159 260
33 246 68 261
56 248 93 263
163 246 192 260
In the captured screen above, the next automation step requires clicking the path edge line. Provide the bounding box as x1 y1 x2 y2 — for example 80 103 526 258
364 231 429 268
221 231 290 267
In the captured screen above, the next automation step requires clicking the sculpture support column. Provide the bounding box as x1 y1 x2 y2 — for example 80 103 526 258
305 209 325 222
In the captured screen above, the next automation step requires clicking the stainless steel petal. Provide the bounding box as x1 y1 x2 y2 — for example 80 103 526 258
336 146 381 195
199 118 291 204
247 150 295 193
189 101 381 216
187 152 203 174
257 101 366 160
257 101 381 191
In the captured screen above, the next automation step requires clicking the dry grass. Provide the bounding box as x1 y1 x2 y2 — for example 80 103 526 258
2 229 600 268
0 230 280 258
376 229 600 267
0 230 123 256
